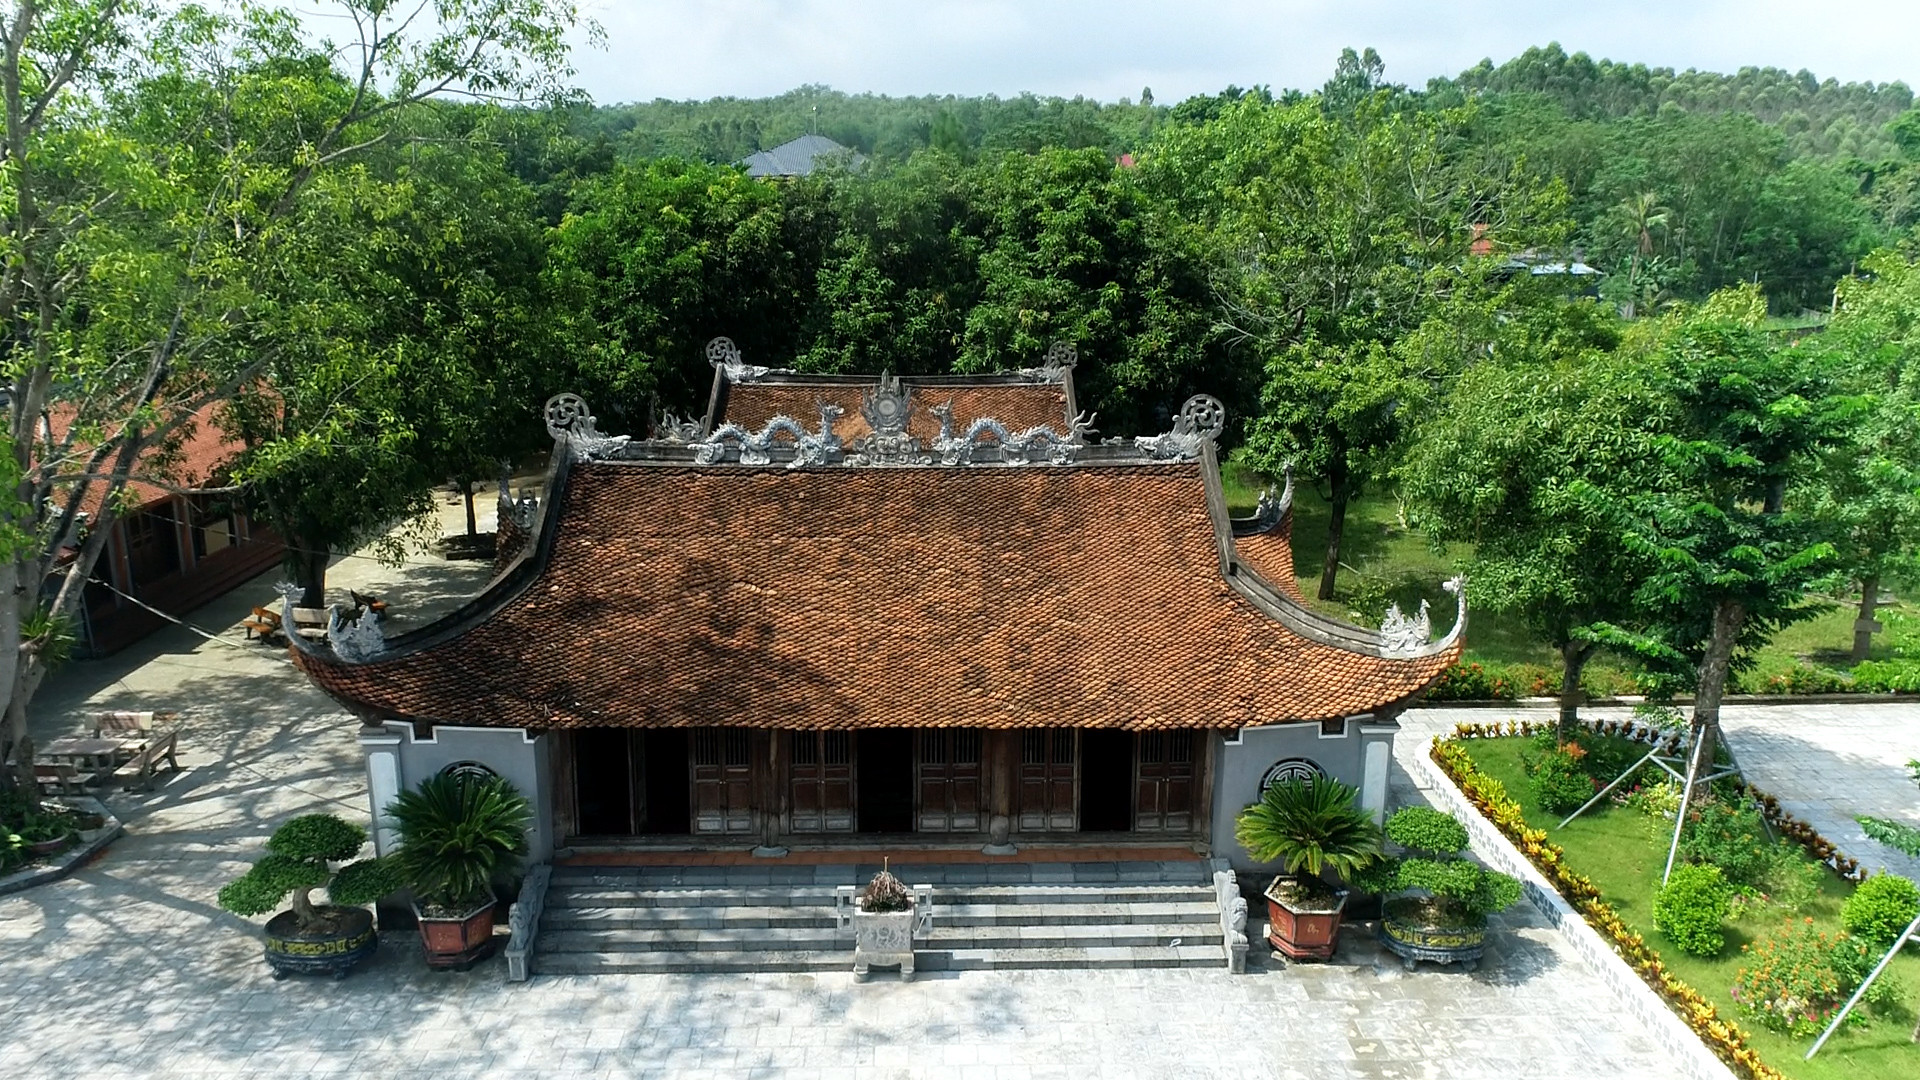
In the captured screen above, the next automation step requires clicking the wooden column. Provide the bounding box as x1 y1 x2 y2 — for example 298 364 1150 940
983 730 1018 848
550 730 577 843
1193 731 1219 854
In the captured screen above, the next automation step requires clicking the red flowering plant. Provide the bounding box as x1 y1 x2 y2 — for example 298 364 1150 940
1729 918 1901 1036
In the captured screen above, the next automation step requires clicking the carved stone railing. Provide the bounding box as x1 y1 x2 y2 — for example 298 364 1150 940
504 863 552 983
1212 863 1249 973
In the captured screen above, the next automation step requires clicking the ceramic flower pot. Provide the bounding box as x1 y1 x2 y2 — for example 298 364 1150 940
263 905 377 980
1264 876 1349 961
1378 895 1488 971
414 899 498 971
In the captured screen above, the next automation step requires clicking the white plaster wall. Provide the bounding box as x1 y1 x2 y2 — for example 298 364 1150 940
359 723 554 864
1211 718 1394 871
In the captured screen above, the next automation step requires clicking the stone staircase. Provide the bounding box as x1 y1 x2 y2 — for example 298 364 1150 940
529 860 1227 975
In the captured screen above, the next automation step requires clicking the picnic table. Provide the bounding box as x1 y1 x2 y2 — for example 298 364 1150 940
40 736 128 776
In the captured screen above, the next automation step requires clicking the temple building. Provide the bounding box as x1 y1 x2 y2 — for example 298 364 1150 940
288 341 1463 869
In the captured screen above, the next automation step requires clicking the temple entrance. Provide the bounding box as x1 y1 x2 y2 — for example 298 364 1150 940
639 729 690 834
693 727 754 835
574 729 634 835
1079 730 1134 832
916 729 982 832
856 729 915 833
1019 729 1078 831
1134 731 1194 831
790 731 855 833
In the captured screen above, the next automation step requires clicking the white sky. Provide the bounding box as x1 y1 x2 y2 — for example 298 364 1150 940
567 0 1920 105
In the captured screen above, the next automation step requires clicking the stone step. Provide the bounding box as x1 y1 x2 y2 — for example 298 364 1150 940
527 943 1227 976
543 884 1214 909
546 860 1208 889
537 922 1215 954
541 899 1220 931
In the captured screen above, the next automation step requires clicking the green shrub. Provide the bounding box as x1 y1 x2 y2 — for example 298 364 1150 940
1525 745 1597 815
1233 777 1381 878
1425 662 1520 701
1654 863 1732 957
388 773 532 912
1841 874 1920 945
1620 779 1682 819
1383 806 1469 855
1732 919 1901 1035
1761 663 1853 695
1678 797 1779 887
216 813 400 930
1851 659 1920 693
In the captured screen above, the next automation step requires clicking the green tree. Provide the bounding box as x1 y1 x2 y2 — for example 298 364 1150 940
1402 300 1666 736
1143 91 1563 598
1 0 581 797
1799 251 1920 661
1596 288 1844 763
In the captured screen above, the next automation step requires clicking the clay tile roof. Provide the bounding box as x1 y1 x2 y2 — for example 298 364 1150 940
717 380 1072 444
293 461 1460 731
1234 510 1311 605
43 402 242 518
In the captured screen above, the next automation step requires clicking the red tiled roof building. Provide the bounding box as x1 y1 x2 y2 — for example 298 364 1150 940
290 341 1461 866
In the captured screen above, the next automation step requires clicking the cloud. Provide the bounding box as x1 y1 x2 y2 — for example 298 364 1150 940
567 0 1919 105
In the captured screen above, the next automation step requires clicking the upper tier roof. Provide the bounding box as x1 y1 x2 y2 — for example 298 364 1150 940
290 344 1463 731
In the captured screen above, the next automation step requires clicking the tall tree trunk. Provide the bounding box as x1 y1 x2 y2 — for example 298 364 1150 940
1852 572 1882 664
1556 641 1594 743
292 544 329 609
1317 453 1350 602
1 561 33 801
463 485 477 537
1691 599 1746 775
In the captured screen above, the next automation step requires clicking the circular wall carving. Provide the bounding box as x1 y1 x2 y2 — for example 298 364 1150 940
440 761 500 785
1259 757 1328 791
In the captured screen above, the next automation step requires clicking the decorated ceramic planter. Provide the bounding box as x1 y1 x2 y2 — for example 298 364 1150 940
1378 896 1487 971
1264 876 1349 961
25 835 71 858
414 899 498 970
264 905 377 980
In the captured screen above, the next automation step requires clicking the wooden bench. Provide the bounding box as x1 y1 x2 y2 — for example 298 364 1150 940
35 762 86 797
93 710 179 739
242 606 283 642
289 606 333 641
112 728 179 792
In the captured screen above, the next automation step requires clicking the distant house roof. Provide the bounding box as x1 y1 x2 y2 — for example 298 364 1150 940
738 134 865 178
44 401 243 518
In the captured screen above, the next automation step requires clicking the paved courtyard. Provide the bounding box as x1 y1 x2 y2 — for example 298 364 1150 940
2 515 1910 1078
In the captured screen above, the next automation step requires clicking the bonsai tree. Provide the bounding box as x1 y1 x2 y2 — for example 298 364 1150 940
1357 806 1523 928
387 772 532 914
217 814 401 931
1235 776 1382 881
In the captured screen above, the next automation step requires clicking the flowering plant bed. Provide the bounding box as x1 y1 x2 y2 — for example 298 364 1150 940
1436 728 1919 1080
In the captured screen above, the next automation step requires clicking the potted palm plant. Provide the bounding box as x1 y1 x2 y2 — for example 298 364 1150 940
1354 806 1523 972
1234 776 1381 960
388 772 532 970
217 814 403 979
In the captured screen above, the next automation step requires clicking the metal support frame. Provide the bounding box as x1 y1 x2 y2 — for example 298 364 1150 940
1806 910 1920 1059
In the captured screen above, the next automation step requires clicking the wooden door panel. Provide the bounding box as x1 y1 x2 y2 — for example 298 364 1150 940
790 731 854 833
917 729 983 832
1134 731 1195 832
1017 729 1077 831
693 727 755 835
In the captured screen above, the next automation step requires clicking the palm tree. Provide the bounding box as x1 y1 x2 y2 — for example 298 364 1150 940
1616 192 1671 318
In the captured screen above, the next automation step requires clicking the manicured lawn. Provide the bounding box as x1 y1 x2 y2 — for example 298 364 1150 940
1461 735 1920 1080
